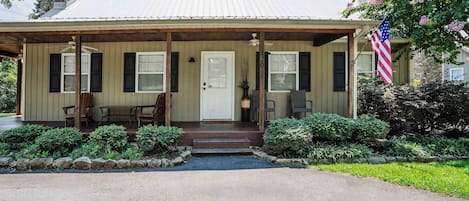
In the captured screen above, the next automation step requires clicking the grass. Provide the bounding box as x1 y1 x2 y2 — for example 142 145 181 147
0 113 15 118
311 160 469 199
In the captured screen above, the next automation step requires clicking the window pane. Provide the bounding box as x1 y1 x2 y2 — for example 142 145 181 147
63 75 89 92
271 54 297 72
357 54 373 73
451 69 464 81
208 57 227 88
271 74 296 91
138 74 164 91
63 55 89 74
138 54 164 72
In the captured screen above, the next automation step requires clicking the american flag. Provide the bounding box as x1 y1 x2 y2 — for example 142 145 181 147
371 17 393 84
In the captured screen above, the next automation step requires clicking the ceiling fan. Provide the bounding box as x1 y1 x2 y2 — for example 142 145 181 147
50 36 98 53
247 33 273 46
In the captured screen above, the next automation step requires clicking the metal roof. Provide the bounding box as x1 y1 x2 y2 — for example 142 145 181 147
38 0 358 21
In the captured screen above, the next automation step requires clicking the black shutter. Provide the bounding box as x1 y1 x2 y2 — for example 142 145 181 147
333 52 346 92
123 53 136 92
90 53 103 92
255 52 269 90
171 52 179 92
49 54 61 92
299 52 311 92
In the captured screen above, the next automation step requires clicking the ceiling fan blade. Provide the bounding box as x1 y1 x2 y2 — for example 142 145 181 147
81 48 91 54
60 46 72 53
83 45 98 51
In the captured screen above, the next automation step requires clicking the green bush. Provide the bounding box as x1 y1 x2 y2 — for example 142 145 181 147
89 124 128 152
0 125 49 150
136 125 182 153
303 113 355 142
384 140 430 157
307 143 372 162
264 118 312 157
35 128 83 157
14 144 49 159
404 135 469 157
0 143 11 157
121 145 143 160
69 142 101 159
353 115 390 144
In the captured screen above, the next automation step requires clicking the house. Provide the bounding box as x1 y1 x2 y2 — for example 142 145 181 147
0 0 413 146
442 46 469 83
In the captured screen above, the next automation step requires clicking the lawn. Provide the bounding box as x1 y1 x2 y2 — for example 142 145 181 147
0 113 15 118
311 160 469 199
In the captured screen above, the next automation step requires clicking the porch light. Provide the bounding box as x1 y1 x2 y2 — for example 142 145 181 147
241 96 250 109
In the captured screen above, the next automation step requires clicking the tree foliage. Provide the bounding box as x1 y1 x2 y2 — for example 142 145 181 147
30 0 53 19
0 57 17 113
344 0 469 64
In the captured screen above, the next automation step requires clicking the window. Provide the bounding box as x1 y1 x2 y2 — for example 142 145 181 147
357 52 376 80
268 52 299 92
136 52 166 92
61 53 90 93
450 68 464 81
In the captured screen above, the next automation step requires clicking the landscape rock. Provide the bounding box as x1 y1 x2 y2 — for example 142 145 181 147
16 158 31 170
130 160 146 168
385 157 396 163
441 155 456 161
368 156 386 164
53 157 73 169
73 157 91 170
171 157 184 166
395 156 408 162
180 151 191 160
147 159 161 168
356 158 368 163
415 156 438 163
117 159 131 169
161 159 171 168
91 159 106 169
104 160 116 169
8 161 16 169
274 158 305 166
30 158 53 169
0 157 13 168
253 150 277 163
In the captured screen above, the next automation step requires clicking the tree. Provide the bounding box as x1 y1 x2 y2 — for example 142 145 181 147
344 0 469 64
29 0 53 19
1 0 17 8
0 57 17 113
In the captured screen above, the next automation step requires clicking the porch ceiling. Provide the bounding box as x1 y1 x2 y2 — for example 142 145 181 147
0 31 348 54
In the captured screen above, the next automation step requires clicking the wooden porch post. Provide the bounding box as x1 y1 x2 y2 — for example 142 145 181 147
16 57 22 115
347 32 355 118
74 35 82 130
258 32 266 131
165 32 172 126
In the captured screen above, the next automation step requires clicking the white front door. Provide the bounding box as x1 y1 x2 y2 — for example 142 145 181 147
200 51 235 120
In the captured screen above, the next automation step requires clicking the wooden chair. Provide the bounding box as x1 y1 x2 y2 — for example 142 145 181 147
63 93 94 127
136 93 165 127
290 90 313 118
251 90 276 121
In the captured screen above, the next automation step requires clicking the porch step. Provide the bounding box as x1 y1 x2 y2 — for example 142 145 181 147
193 138 250 149
191 148 253 155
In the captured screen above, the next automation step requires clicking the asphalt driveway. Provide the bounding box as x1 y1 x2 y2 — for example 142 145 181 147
0 167 463 201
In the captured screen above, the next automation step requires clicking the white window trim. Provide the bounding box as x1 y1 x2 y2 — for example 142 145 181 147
449 67 464 81
60 53 91 93
268 51 300 93
135 52 167 93
357 51 376 78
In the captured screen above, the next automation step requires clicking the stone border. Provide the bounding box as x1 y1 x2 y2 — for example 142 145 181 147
251 147 469 165
0 150 191 172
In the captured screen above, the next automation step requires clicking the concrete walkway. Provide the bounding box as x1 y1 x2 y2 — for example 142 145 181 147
0 167 463 201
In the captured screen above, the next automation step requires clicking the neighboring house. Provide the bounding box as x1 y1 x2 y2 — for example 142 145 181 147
0 0 412 137
442 46 469 83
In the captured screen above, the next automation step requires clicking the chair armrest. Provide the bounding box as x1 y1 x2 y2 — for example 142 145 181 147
306 100 313 108
62 106 74 114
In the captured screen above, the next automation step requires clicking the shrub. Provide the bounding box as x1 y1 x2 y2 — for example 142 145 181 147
35 128 83 157
69 142 101 159
0 125 49 150
136 125 182 153
353 115 390 144
307 143 372 162
264 118 312 157
14 144 49 159
303 113 355 142
0 143 11 157
384 140 430 158
121 145 143 160
404 135 469 157
89 124 128 152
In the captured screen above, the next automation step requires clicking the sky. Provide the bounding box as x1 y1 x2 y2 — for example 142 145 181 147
0 0 36 21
